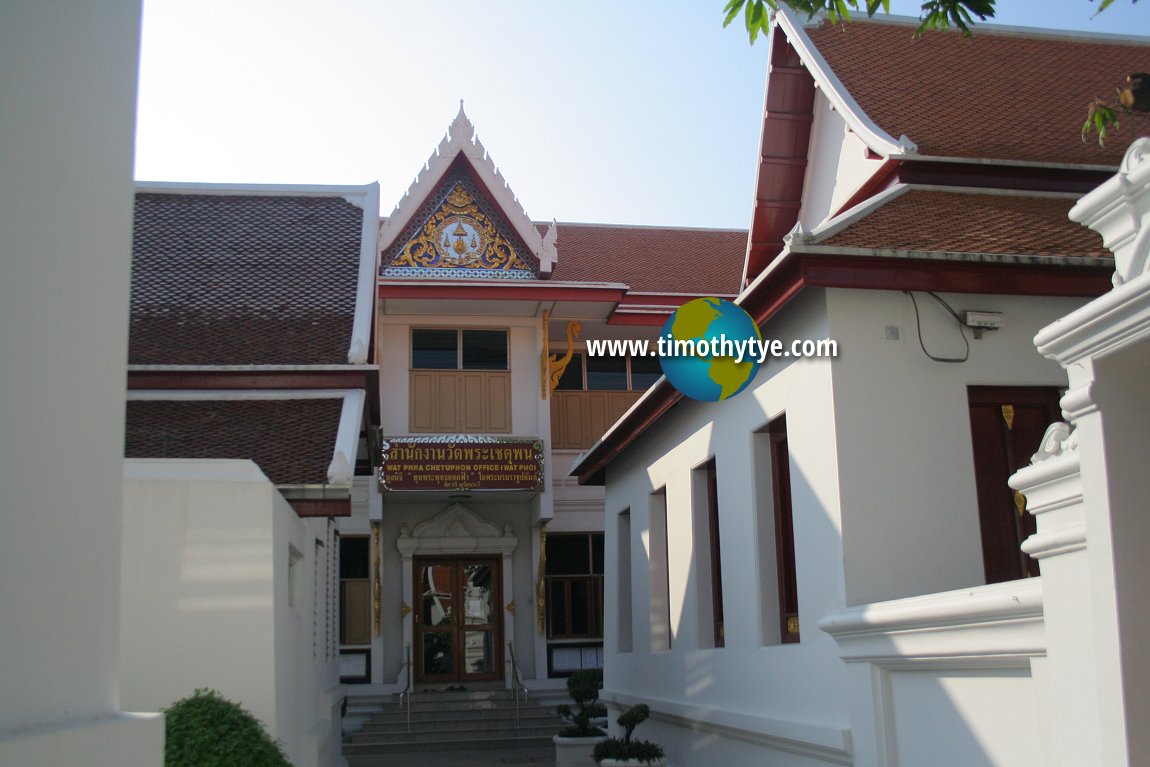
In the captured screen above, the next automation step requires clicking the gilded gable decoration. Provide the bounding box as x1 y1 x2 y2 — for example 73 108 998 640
385 182 534 278
378 102 557 280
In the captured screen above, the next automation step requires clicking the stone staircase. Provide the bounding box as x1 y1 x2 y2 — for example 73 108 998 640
342 687 558 756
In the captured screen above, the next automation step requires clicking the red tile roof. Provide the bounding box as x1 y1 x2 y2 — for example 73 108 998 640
805 19 1149 166
130 193 365 365
818 189 1111 259
549 223 746 294
125 398 343 485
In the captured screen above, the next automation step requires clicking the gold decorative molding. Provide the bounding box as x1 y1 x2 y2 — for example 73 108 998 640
1014 490 1028 517
400 601 413 619
535 525 548 634
547 320 581 395
787 615 800 635
1001 404 1015 431
391 183 532 274
372 524 382 637
506 600 516 614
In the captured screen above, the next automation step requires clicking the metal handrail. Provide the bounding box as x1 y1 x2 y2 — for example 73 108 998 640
397 643 413 731
507 641 528 728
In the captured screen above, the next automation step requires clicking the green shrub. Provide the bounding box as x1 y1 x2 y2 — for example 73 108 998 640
164 688 292 767
556 669 606 737
592 703 664 764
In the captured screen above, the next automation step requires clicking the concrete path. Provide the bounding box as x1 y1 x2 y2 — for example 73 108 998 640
345 744 555 767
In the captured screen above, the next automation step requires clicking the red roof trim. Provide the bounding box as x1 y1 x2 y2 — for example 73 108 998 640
291 498 351 518
128 370 373 391
377 282 626 303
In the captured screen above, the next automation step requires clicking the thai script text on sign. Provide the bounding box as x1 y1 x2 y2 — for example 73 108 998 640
379 437 544 491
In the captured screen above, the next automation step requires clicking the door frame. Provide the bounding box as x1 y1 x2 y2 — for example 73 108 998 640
396 503 519 687
413 556 504 683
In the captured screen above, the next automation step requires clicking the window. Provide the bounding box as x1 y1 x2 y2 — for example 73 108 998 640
753 416 799 645
693 459 725 648
649 488 672 651
769 416 799 644
554 352 661 391
546 533 604 639
617 510 633 653
411 328 508 370
339 536 371 647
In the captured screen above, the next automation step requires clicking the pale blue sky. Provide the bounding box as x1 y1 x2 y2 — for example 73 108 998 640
134 1 1147 228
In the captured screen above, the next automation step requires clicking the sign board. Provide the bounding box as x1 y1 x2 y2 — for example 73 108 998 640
379 436 544 492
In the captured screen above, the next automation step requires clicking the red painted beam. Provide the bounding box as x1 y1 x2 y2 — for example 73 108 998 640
290 498 351 518
127 370 372 390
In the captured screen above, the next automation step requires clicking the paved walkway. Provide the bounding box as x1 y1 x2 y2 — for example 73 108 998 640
345 745 555 767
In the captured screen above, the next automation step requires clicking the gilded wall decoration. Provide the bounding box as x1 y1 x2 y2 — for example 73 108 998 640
389 184 533 275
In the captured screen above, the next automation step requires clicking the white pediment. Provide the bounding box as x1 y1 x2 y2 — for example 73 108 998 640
396 503 518 557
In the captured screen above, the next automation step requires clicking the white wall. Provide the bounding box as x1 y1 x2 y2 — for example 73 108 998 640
600 286 1091 765
602 291 853 765
0 0 164 763
825 289 1088 605
122 459 340 767
799 94 885 229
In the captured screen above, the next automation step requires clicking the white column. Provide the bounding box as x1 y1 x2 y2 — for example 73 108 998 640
0 1 164 762
1028 137 1150 767
1010 424 1098 767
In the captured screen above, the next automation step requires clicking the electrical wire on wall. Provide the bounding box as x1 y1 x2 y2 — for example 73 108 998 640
904 290 970 363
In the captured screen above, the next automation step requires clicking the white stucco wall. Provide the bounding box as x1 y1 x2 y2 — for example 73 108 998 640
0 0 164 763
600 286 1091 765
825 288 1088 605
799 94 885 229
121 459 340 767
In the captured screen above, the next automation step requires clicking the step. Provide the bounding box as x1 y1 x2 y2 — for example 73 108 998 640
342 733 554 756
361 712 554 731
360 713 557 734
351 722 558 744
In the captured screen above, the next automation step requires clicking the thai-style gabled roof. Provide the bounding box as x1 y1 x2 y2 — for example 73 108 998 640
794 186 1113 262
783 10 1150 167
130 183 379 366
378 103 557 278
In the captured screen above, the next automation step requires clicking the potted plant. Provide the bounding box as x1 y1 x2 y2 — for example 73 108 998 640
553 669 607 767
592 703 666 767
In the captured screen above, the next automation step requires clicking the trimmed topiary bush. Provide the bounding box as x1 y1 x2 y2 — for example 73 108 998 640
592 703 664 765
164 688 292 767
557 669 607 737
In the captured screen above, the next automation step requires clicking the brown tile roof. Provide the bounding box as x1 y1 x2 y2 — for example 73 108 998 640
805 19 1149 166
125 398 344 485
818 189 1111 259
549 223 746 294
130 193 365 365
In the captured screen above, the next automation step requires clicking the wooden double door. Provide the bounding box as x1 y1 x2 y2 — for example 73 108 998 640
414 557 503 684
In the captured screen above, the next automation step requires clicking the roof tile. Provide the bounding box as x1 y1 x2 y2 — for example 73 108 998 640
820 189 1111 259
550 223 746 294
130 193 364 365
125 398 343 485
806 20 1149 165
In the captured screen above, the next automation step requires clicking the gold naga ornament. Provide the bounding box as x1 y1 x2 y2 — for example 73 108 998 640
391 183 533 273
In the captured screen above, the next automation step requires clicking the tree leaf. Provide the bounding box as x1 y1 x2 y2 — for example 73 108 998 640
723 0 745 28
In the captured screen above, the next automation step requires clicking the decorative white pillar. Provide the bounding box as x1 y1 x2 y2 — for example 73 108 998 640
1010 424 1098 767
1015 137 1150 767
